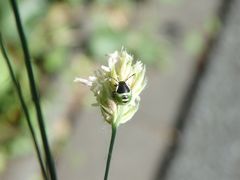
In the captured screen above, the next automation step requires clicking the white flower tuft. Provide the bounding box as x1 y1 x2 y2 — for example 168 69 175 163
75 49 147 126
74 77 93 87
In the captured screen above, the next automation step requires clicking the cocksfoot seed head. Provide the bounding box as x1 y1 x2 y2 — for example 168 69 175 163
74 48 147 127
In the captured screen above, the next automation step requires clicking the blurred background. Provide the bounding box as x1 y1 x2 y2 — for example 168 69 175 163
1 0 239 179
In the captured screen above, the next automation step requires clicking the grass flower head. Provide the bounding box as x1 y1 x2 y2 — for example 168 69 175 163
74 48 147 127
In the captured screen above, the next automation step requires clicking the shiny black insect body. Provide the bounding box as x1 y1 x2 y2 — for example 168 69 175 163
111 74 135 104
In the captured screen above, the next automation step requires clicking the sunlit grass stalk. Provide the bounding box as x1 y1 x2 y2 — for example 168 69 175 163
0 34 48 180
10 0 57 179
75 49 147 180
104 124 117 180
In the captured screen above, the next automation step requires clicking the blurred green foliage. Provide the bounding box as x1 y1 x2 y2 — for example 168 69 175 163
0 0 168 171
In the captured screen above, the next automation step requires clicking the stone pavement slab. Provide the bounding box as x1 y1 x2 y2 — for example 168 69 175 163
165 1 240 180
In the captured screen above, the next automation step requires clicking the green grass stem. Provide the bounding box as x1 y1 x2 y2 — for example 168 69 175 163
9 0 57 179
0 33 48 180
104 124 117 180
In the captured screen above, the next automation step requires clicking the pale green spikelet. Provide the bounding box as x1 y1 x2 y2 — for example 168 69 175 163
74 48 147 127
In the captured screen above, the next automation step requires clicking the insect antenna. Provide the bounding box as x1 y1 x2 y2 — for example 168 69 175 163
125 73 135 82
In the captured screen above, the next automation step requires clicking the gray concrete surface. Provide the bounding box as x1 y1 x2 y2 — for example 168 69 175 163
166 1 240 180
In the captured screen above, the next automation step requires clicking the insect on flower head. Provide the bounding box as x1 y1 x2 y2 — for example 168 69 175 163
74 48 147 127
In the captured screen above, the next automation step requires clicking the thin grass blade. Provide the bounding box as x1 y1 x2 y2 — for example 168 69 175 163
0 33 48 180
9 0 57 179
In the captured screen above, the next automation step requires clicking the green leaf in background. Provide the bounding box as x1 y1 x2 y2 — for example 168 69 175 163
0 57 11 96
184 31 204 56
88 29 125 61
8 135 33 158
204 16 221 35
1 0 48 44
44 47 68 73
126 31 170 67
0 149 7 173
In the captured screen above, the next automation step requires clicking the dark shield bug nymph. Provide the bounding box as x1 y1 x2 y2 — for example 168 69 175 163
110 74 135 105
